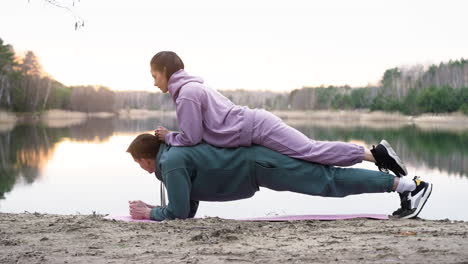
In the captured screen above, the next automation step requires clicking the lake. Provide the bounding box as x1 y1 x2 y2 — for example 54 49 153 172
1 115 467 220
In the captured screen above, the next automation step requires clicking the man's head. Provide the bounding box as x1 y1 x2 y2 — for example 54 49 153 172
126 134 161 174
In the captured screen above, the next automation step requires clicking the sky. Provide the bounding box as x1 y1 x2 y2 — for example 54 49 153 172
0 0 467 92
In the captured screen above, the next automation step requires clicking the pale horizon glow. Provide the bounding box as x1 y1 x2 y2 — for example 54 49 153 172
1 0 467 92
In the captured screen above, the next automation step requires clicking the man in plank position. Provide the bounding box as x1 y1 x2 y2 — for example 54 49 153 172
126 134 432 221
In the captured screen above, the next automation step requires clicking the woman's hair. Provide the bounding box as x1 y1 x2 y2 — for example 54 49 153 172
150 51 185 80
126 133 161 160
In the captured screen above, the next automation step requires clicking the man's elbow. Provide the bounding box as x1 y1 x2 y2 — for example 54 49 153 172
166 205 191 220
173 210 190 220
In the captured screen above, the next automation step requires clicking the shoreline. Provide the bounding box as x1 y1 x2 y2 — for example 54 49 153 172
1 212 467 263
1 109 468 132
273 110 468 131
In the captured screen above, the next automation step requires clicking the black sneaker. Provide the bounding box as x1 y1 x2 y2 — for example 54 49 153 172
395 177 433 219
371 139 407 177
392 192 406 216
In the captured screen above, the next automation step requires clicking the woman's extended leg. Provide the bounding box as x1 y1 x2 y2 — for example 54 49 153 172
252 109 364 166
252 109 407 176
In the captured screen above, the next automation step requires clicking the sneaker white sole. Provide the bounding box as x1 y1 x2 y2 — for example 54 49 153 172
380 139 408 176
401 183 433 219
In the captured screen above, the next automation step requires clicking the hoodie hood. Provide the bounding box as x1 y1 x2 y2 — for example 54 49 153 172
167 69 204 101
154 142 167 181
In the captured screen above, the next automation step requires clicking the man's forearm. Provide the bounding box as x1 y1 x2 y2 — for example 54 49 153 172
150 206 169 221
145 203 157 209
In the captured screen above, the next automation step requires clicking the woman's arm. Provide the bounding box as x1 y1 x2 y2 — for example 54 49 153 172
165 98 204 146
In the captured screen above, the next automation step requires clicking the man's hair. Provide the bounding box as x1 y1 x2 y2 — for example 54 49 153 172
150 51 185 81
126 134 161 160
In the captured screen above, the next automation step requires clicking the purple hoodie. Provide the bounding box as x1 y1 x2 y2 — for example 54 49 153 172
165 69 255 147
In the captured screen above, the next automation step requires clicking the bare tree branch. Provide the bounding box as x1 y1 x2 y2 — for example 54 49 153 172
31 0 85 30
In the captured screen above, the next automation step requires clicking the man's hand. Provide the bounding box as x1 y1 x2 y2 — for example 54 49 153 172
129 200 155 209
129 200 152 219
154 126 169 142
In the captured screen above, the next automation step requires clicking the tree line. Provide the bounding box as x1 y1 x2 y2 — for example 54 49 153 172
1 37 467 115
0 38 117 113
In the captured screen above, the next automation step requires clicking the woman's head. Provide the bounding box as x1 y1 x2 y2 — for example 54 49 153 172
150 51 184 93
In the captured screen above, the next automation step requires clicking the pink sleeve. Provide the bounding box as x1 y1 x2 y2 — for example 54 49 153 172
165 98 203 146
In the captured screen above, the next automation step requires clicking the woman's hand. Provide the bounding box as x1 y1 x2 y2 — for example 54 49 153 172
154 126 169 142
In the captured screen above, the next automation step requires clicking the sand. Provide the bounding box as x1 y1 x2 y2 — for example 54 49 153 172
1 213 467 264
0 111 17 132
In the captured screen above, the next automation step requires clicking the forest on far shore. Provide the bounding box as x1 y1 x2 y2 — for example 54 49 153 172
1 38 467 115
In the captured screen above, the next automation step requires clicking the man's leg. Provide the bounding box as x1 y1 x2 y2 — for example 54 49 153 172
256 163 394 197
255 162 432 218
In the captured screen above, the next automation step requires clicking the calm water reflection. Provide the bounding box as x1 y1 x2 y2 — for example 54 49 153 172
0 116 467 220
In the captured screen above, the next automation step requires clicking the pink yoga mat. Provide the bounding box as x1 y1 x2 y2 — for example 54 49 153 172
104 214 388 222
